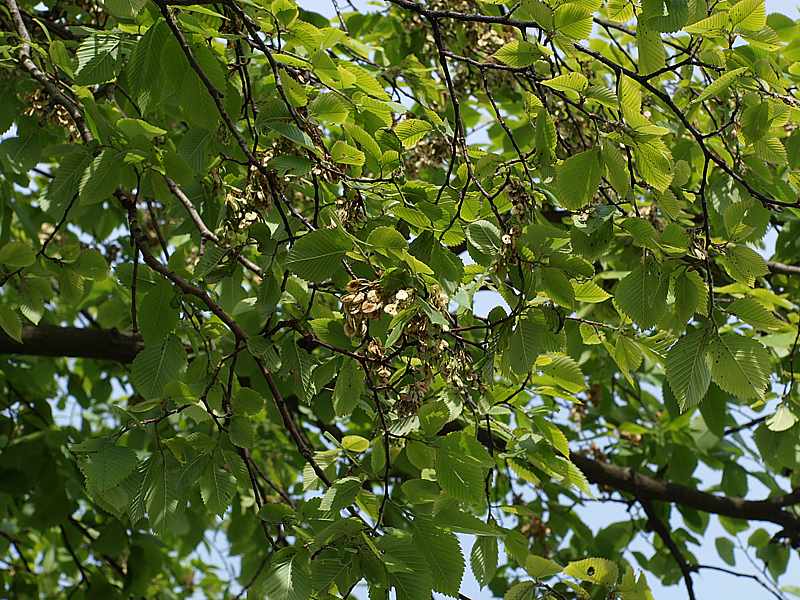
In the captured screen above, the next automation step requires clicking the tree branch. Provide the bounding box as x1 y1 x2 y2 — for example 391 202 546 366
767 261 800 276
640 499 697 600
570 453 800 540
0 326 142 363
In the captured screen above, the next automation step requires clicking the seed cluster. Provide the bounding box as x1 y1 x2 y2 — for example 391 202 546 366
341 279 386 338
404 135 452 176
335 192 366 230
23 89 77 139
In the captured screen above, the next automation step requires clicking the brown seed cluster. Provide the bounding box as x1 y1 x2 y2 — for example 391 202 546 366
245 166 273 213
394 374 430 417
404 135 452 177
224 191 260 232
508 178 534 221
335 192 366 230
23 89 77 139
521 515 552 543
341 280 479 417
341 279 386 338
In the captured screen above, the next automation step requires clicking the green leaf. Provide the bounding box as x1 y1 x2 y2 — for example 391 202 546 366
310 552 354 594
82 444 139 492
537 353 586 393
367 226 408 251
542 72 588 93
435 431 493 504
105 0 147 18
683 11 728 33
74 35 124 85
622 218 660 251
177 128 212 173
286 340 317 404
618 75 642 120
195 242 227 278
715 537 736 566
466 220 503 257
563 557 619 586
138 280 179 344
75 249 109 280
333 358 365 416
674 269 707 323
666 327 712 411
541 267 575 308
729 0 766 30
394 119 433 148
309 93 350 124
266 121 316 151
79 150 125 205
200 455 236 515
741 102 770 143
130 335 187 399
320 476 361 512
719 244 768 286
556 149 602 210
331 140 365 166
766 404 797 432
233 387 264 416
554 4 593 39
492 40 541 67
601 140 629 196
412 518 465 596
0 305 22 343
381 531 434 600
229 416 255 448
692 68 749 105
344 123 382 162
614 258 669 328
260 549 312 600
637 24 666 75
505 581 537 600
634 139 674 192
707 333 771 400
49 40 74 78
525 554 563 578
615 335 644 382
0 241 35 268
44 147 93 215
646 0 689 32
471 535 498 588
535 110 557 162
573 280 611 303
126 21 170 112
286 229 352 282
117 118 167 140
342 435 370 453
509 310 565 375
727 297 784 331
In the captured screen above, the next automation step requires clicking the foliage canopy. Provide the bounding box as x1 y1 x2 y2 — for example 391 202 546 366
1 0 800 597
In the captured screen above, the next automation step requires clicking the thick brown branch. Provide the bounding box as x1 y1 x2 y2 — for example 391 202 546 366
767 261 800 276
0 326 142 363
570 453 800 539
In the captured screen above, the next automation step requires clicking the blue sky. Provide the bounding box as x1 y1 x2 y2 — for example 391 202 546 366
295 0 800 598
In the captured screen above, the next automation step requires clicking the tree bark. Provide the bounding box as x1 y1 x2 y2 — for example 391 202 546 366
0 326 142 363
